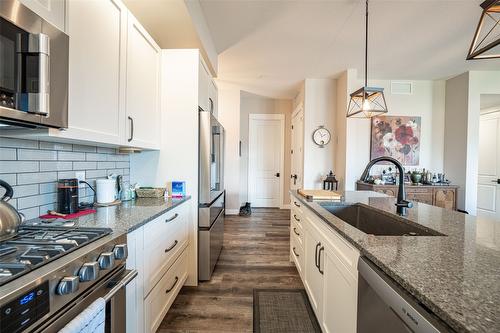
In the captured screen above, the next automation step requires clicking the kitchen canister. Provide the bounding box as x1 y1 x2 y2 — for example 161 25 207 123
96 179 116 204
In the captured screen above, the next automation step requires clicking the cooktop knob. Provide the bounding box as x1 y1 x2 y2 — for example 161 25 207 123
113 244 128 260
56 276 79 295
79 262 100 282
98 252 115 270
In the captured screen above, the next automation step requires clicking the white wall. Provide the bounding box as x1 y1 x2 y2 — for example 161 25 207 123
217 81 241 214
303 78 337 189
341 71 446 190
239 93 292 206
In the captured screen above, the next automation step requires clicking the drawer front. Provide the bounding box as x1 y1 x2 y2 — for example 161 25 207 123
290 236 304 276
291 207 304 226
145 248 188 333
407 192 433 205
291 195 304 213
291 219 303 245
143 204 189 295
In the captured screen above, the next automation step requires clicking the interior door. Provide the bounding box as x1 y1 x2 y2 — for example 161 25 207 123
291 108 304 191
477 111 500 220
248 114 284 207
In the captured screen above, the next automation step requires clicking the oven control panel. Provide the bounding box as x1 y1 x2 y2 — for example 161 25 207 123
0 281 49 333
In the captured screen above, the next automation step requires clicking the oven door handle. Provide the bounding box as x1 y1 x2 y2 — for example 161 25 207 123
102 269 138 302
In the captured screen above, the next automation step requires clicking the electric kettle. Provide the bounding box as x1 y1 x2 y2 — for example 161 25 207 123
0 179 24 241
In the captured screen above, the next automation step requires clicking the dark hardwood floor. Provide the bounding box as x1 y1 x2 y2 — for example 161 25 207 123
157 208 304 333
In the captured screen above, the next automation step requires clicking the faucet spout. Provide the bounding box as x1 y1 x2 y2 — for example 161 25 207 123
360 156 413 215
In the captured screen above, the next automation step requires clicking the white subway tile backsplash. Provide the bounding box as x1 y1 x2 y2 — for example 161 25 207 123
40 161 73 171
73 144 97 153
17 172 57 185
73 161 97 170
0 138 129 218
58 151 86 161
86 153 107 161
0 148 16 160
12 184 39 198
0 161 39 174
18 149 57 161
0 137 38 149
39 141 73 151
19 207 40 220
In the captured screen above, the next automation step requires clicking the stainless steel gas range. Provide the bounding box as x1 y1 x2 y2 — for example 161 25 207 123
0 226 136 333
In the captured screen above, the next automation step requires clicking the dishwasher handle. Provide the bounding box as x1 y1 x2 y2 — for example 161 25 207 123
358 257 444 333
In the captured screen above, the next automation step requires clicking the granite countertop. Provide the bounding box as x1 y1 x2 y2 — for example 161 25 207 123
27 196 191 233
291 190 500 333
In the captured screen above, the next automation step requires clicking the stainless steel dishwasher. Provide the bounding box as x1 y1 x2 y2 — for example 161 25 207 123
357 257 452 333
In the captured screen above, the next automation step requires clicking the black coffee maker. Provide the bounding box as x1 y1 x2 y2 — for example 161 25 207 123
57 178 79 214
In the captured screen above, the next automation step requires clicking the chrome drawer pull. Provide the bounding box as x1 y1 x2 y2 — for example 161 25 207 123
318 246 325 275
293 228 300 236
293 214 300 222
292 247 299 257
293 201 300 208
165 276 179 293
164 240 178 253
165 213 179 223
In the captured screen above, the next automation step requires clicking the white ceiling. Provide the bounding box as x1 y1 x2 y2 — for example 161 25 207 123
199 0 500 99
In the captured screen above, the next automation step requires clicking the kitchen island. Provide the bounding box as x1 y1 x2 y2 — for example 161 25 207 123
290 190 499 333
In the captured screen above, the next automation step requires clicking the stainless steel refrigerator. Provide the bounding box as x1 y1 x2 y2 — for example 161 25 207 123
198 107 225 281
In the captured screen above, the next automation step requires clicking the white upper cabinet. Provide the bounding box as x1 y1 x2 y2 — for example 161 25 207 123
19 0 66 32
125 14 161 149
67 0 127 146
198 62 210 112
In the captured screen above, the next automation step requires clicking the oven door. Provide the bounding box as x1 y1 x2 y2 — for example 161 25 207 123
33 267 137 333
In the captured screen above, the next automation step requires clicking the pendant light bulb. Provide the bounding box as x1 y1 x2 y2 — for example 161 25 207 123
362 99 371 111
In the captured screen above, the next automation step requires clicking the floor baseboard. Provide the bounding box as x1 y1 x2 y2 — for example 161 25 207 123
225 209 240 215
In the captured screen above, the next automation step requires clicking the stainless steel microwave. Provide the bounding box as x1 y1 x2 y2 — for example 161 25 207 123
0 0 68 128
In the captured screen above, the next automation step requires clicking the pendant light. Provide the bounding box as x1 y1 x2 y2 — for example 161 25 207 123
467 0 500 60
347 0 388 118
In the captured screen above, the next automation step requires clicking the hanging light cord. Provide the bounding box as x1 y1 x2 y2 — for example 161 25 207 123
365 0 369 88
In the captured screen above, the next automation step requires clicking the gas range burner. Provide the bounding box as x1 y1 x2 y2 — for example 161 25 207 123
0 226 111 286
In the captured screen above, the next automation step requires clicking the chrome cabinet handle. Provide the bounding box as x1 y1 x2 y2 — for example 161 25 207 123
128 116 134 142
165 213 179 223
293 214 300 222
315 242 321 269
293 228 300 236
292 247 299 257
318 246 324 275
165 276 179 293
164 240 178 253
293 201 300 208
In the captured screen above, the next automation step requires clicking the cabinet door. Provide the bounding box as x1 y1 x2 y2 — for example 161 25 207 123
434 189 456 210
208 79 218 117
198 62 209 112
303 225 324 322
20 0 66 32
126 14 161 149
322 250 357 333
67 0 127 145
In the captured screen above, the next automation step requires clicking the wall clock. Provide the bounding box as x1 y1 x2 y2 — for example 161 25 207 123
312 126 331 148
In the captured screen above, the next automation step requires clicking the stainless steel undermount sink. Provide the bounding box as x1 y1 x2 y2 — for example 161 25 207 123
319 203 445 236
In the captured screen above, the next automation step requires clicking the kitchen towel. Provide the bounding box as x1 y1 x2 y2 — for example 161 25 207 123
40 209 96 219
58 298 105 333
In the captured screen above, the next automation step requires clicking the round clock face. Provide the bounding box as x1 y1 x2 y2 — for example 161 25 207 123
313 127 331 147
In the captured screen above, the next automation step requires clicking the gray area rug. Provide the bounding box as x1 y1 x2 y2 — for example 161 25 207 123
253 289 321 333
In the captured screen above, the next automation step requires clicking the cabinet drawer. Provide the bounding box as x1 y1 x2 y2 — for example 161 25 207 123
290 237 304 276
291 207 304 226
291 219 303 245
144 248 188 333
291 196 304 213
143 204 189 295
407 192 433 205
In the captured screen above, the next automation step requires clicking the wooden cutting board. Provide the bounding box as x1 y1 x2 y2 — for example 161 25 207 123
298 189 342 200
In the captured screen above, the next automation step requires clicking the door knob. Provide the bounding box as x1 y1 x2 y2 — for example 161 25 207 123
492 179 500 184
275 172 280 177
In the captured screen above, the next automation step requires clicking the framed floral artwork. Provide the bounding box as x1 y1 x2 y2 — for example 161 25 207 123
370 115 421 166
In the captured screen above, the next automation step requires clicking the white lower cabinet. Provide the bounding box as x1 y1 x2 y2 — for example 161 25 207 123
291 195 359 333
126 202 190 333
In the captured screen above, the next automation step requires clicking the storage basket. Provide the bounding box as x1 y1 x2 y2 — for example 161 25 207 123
135 187 165 198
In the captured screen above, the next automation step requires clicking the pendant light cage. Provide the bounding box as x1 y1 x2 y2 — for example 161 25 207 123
346 0 388 118
347 86 388 118
467 0 500 60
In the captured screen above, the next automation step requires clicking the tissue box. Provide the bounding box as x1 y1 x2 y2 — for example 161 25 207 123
168 181 186 197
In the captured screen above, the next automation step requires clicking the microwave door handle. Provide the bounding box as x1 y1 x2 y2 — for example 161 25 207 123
102 269 138 302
